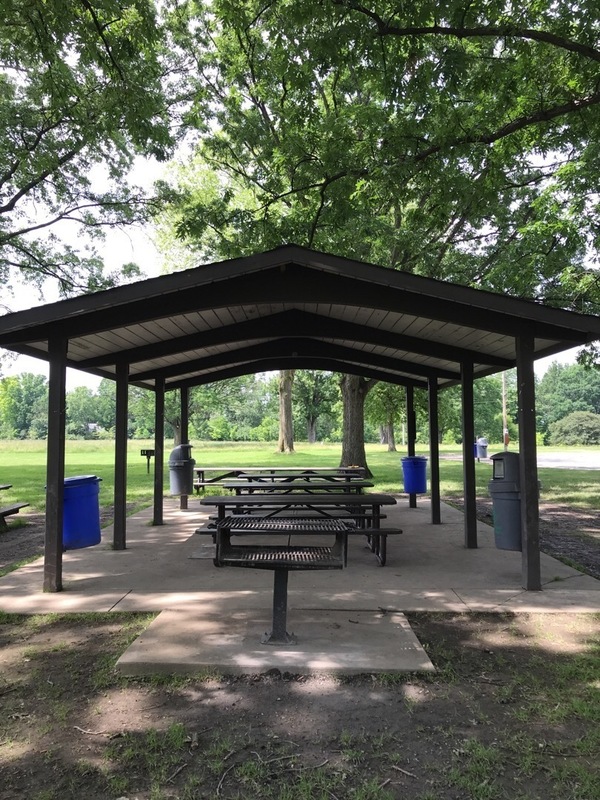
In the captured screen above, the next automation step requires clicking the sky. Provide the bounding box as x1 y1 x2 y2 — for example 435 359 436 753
3 223 163 391
2 156 166 390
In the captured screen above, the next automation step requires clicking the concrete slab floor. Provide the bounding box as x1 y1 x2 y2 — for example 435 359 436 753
1 496 599 675
116 607 434 676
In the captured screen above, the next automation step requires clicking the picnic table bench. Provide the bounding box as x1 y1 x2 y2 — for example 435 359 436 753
0 484 29 531
214 516 356 644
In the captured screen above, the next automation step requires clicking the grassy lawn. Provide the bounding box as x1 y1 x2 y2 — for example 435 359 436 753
1 439 599 514
0 610 597 800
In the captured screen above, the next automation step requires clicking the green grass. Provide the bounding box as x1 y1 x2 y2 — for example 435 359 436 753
1 439 599 516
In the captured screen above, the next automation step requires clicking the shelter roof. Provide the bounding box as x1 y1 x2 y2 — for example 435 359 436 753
1 245 599 391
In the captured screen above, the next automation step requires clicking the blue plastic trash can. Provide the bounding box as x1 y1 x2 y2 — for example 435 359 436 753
401 456 427 494
62 475 102 550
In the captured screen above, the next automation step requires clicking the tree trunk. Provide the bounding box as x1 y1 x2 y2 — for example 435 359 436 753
387 420 397 452
339 374 374 476
380 425 388 445
278 369 295 453
307 417 317 443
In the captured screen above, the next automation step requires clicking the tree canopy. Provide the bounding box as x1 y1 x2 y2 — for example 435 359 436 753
161 0 600 317
1 0 175 299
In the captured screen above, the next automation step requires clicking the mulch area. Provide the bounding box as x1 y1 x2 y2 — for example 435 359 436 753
446 496 600 581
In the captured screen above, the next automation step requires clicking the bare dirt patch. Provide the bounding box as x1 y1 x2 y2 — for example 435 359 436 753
1 502 598 798
0 611 598 800
444 497 600 581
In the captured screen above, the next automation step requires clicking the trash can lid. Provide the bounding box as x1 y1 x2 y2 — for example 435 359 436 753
64 475 101 486
169 444 193 459
401 456 428 462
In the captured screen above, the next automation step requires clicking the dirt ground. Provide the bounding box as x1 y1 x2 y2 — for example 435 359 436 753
0 611 598 800
0 503 599 799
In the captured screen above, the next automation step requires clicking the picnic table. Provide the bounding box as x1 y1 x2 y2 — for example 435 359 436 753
236 467 367 481
200 491 399 566
0 483 29 531
221 479 374 495
193 465 366 493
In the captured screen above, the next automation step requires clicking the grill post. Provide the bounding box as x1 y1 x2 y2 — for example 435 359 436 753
261 569 297 645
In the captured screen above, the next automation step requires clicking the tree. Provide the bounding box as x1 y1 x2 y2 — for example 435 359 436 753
365 383 405 451
159 0 600 466
339 375 375 471
549 411 600 445
1 0 174 299
163 1 600 314
537 363 600 438
277 370 295 453
65 386 100 438
0 373 48 438
293 371 339 442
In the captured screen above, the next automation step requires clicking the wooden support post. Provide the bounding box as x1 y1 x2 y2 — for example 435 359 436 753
461 361 478 548
516 336 542 590
153 378 165 526
113 363 128 550
180 385 189 511
406 385 417 508
44 338 67 592
428 377 441 524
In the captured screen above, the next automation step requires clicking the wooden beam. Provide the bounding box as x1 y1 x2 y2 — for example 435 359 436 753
113 363 128 550
134 338 459 382
428 377 441 524
44 338 67 592
461 362 478 548
180 386 189 511
406 385 417 508
79 309 514 370
167 358 429 392
153 378 165 526
516 336 542 590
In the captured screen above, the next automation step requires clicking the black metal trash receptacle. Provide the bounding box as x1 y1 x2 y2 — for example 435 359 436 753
168 444 195 495
62 475 102 550
488 452 521 550
401 456 428 494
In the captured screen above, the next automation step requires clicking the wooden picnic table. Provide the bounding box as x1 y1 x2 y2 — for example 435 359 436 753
193 465 366 493
0 483 29 531
235 470 367 483
221 479 374 495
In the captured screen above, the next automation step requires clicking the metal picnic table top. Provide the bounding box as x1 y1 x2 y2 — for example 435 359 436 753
200 492 397 524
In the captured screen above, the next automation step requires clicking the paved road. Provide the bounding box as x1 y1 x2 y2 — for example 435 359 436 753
534 451 598 470
444 451 598 470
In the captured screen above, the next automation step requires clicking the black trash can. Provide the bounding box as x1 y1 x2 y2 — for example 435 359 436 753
62 475 102 550
401 456 427 494
488 452 521 550
168 444 195 495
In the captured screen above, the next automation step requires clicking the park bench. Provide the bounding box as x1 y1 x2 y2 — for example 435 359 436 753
0 502 30 531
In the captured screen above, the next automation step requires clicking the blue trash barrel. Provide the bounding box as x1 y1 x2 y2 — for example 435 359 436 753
62 475 102 550
401 456 427 493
